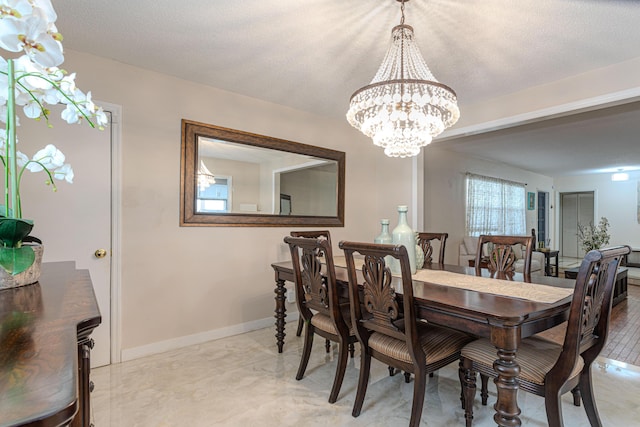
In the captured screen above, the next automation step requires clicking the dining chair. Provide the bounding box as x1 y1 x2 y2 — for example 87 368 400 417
460 245 631 427
284 235 356 403
474 234 534 276
417 232 448 266
290 230 332 350
473 234 535 398
340 241 474 427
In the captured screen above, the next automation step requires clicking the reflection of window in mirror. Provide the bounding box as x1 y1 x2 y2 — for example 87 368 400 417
280 194 291 215
197 175 232 213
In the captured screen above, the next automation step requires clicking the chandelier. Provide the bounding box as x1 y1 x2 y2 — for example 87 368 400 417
197 160 216 191
346 0 459 158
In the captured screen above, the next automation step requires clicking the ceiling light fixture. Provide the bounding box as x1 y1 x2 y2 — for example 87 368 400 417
198 160 216 191
611 169 629 182
346 0 459 158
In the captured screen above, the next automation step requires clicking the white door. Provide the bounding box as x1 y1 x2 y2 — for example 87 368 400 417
17 107 112 367
560 191 595 259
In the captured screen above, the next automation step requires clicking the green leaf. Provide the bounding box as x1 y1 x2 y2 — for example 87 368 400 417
0 218 34 247
0 245 35 275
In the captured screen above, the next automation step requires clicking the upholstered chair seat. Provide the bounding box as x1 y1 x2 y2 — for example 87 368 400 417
310 308 355 336
462 336 584 387
370 323 472 365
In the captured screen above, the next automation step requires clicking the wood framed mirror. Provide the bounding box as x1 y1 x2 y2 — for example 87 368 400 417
180 119 345 227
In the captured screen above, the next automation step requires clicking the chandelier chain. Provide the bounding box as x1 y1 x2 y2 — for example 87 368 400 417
400 0 406 25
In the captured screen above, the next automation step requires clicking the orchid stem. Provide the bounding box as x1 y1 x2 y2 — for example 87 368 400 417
7 59 20 219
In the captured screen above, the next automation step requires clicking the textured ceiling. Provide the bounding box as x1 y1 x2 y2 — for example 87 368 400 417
53 0 640 176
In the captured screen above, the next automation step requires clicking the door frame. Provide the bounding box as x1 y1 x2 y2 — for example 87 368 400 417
101 101 123 364
537 190 549 247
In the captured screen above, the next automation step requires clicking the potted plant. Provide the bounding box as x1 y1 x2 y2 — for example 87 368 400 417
0 0 106 287
577 217 611 253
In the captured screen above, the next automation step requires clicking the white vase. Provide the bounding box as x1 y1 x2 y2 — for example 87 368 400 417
392 205 416 274
375 219 393 269
374 219 392 244
0 243 44 289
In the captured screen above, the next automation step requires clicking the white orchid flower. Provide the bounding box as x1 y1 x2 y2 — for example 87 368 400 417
61 102 81 124
26 143 65 172
29 0 57 23
15 150 28 166
21 96 41 118
57 71 76 93
14 54 54 89
0 9 63 67
52 162 72 183
0 0 34 19
94 106 108 128
1 1 104 224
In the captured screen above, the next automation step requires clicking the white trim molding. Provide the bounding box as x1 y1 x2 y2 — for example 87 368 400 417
121 313 299 362
436 87 640 141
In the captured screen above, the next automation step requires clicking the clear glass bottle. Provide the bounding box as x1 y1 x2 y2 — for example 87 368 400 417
392 205 416 274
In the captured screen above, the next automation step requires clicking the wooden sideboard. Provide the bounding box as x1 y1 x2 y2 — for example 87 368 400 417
0 262 102 427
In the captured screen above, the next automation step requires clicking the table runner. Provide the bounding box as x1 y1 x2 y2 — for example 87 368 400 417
332 256 573 304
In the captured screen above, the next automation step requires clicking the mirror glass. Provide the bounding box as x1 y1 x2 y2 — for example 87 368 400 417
180 120 345 226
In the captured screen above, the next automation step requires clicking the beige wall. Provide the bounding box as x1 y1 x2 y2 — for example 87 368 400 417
63 49 417 357
280 165 337 216
554 172 640 249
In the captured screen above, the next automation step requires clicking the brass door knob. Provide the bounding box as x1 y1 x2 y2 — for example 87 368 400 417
94 249 107 259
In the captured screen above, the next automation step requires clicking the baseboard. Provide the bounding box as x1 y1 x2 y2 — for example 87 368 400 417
121 311 300 362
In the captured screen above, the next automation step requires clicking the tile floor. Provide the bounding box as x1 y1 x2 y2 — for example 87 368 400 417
90 326 640 426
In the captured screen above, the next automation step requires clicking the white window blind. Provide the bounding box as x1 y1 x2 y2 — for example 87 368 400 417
465 173 526 236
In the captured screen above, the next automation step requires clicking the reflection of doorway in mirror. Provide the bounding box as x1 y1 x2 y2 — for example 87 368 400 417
280 194 292 215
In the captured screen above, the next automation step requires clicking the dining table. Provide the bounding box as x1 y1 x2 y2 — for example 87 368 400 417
271 257 576 427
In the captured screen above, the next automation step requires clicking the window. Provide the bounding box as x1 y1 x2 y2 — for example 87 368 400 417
465 173 526 236
197 176 232 213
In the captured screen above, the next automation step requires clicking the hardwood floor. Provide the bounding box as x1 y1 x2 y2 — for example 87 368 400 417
604 284 640 366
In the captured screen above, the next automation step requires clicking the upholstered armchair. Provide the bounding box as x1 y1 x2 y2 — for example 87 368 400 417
458 234 545 275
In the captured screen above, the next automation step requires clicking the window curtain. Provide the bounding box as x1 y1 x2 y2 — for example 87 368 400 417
465 173 526 236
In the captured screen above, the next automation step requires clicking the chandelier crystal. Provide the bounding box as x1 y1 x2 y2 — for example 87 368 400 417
346 0 459 158
197 160 216 191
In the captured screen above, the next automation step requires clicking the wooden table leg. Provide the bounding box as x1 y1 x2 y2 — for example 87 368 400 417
493 347 522 427
491 325 522 427
274 277 287 353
